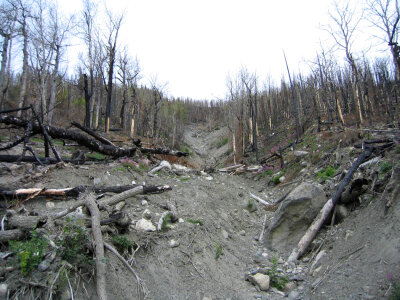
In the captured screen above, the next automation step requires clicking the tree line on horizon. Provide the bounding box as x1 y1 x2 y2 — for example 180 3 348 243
0 0 399 159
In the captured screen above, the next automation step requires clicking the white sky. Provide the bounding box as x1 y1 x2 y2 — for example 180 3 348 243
60 0 389 100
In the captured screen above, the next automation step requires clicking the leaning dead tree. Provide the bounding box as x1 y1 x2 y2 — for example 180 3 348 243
287 143 372 262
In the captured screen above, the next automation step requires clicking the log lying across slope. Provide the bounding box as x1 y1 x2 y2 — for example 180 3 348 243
0 115 137 157
0 115 189 158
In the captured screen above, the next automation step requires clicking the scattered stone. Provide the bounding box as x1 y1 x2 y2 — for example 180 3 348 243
262 252 268 258
239 230 246 236
270 287 286 296
310 250 326 274
38 251 57 271
279 176 286 183
141 200 148 206
205 176 213 181
178 218 184 223
169 239 180 248
0 283 8 297
142 209 152 220
253 273 270 291
135 219 156 232
221 229 229 239
93 177 101 185
288 290 300 300
135 208 142 212
285 281 297 292
294 150 309 157
336 204 349 221
253 252 263 263
277 257 284 264
46 201 55 209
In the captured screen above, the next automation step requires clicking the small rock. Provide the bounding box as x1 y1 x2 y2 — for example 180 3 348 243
0 283 8 297
205 176 213 181
135 219 156 232
38 251 57 271
221 229 229 239
279 176 286 183
261 252 268 258
178 218 184 223
169 239 180 248
239 230 246 236
93 177 101 185
136 208 142 212
277 257 285 264
301 161 308 167
141 200 148 206
253 273 270 291
288 290 300 300
142 209 152 220
202 297 212 300
285 281 296 292
270 287 285 296
46 201 55 209
294 150 309 157
310 250 326 274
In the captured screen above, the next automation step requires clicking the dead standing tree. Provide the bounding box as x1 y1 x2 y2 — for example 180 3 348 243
326 0 364 127
102 9 123 133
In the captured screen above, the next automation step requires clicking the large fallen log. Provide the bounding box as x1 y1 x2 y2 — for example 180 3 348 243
0 115 137 157
140 147 188 157
71 121 116 147
287 144 372 262
0 184 148 200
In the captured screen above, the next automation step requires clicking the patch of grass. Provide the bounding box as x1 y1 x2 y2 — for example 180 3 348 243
0 135 9 141
9 231 49 276
381 161 393 173
215 241 223 260
396 146 400 154
180 145 192 155
217 137 229 148
161 213 173 231
111 235 136 254
179 177 191 182
272 175 281 185
186 219 204 225
316 165 337 183
247 199 256 212
112 166 127 172
268 256 290 291
389 281 400 300
85 152 106 160
31 137 44 143
58 218 91 266
258 169 274 180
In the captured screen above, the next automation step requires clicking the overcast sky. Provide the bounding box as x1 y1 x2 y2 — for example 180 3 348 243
60 0 388 100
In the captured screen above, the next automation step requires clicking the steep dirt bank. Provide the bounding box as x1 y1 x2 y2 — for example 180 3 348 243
1 123 399 299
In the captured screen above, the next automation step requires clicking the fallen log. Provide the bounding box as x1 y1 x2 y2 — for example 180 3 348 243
0 229 24 242
85 194 107 300
0 106 30 114
0 184 145 200
287 144 372 262
53 185 172 219
140 147 188 157
71 121 116 147
0 115 137 157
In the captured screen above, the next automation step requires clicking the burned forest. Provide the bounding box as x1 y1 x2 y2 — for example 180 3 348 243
1 0 400 299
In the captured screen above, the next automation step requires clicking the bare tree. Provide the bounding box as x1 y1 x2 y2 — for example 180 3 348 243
116 47 140 131
149 76 167 142
366 0 400 81
101 8 123 132
47 5 74 125
326 0 364 127
0 0 18 109
80 0 97 127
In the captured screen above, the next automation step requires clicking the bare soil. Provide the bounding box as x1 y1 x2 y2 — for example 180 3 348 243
1 123 399 300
